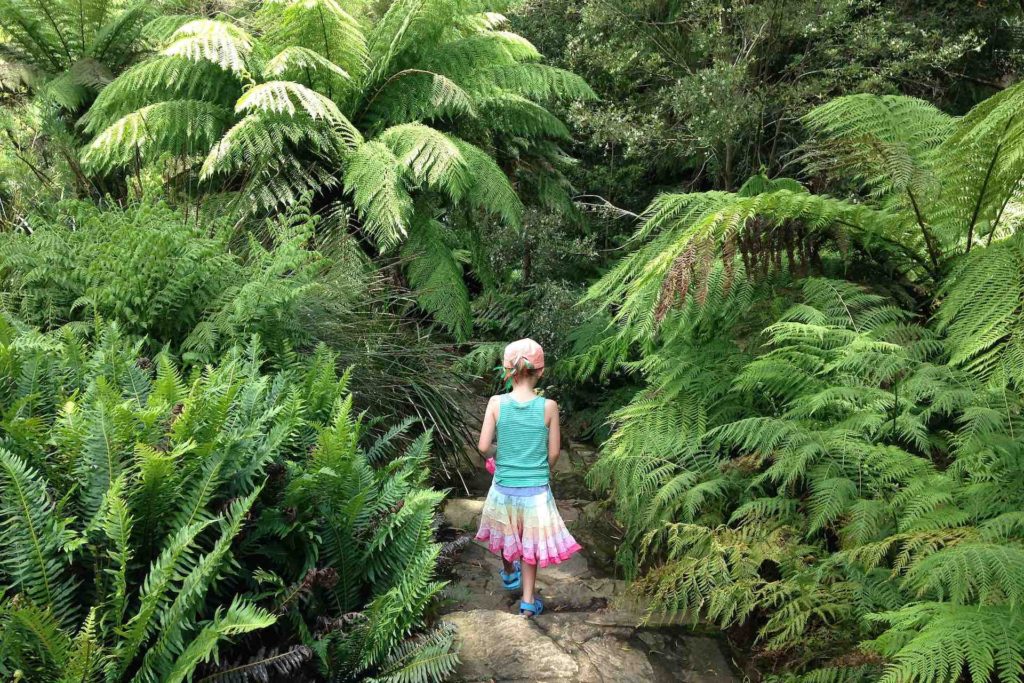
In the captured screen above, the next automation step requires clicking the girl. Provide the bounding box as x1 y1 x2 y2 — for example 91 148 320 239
474 338 582 617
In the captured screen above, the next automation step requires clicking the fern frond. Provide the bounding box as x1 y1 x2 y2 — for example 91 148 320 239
258 0 367 78
363 69 476 126
81 56 239 134
401 217 472 341
344 140 414 248
464 63 596 102
161 599 277 683
903 543 1024 606
868 603 1024 683
0 449 78 627
379 123 471 200
81 100 231 174
163 19 255 76
365 622 460 683
265 45 351 90
236 81 361 144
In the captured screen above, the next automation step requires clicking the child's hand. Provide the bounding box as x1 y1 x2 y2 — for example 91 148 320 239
485 457 496 475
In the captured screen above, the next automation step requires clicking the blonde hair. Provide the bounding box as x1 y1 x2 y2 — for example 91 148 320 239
505 358 542 383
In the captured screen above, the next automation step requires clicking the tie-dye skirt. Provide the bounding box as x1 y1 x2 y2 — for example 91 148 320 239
474 484 582 567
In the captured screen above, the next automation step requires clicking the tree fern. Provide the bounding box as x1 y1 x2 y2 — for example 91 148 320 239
80 0 594 335
585 83 1024 343
0 0 159 109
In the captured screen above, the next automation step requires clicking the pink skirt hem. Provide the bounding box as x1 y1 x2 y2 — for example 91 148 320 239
473 484 583 568
475 529 582 567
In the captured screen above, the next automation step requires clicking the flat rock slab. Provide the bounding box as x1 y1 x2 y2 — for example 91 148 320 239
443 542 625 614
579 636 656 683
447 609 727 683
447 609 580 682
638 631 737 683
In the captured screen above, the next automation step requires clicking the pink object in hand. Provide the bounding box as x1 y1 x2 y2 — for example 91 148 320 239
485 457 496 475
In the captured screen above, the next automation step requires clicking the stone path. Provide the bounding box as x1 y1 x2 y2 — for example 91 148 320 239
439 432 739 683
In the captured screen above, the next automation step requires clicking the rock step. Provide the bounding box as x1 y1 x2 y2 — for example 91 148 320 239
445 608 737 683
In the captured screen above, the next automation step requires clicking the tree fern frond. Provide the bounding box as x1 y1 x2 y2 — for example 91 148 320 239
379 123 471 200
363 69 476 126
258 0 367 78
344 140 414 248
163 19 255 76
265 45 351 89
81 100 231 174
401 216 471 341
81 56 239 134
464 62 596 102
452 137 522 227
235 81 361 145
477 93 571 140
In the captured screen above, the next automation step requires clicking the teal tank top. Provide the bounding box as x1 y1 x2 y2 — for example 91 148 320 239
495 394 549 487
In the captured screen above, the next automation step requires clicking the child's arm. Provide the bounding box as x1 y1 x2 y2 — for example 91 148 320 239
477 396 499 456
546 399 561 468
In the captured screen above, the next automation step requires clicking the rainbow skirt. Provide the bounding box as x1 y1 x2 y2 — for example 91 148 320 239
475 484 582 568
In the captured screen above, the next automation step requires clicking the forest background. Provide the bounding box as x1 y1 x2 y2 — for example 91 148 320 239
2 0 1024 681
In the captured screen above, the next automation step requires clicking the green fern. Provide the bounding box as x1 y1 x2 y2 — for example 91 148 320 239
581 273 1024 679
0 318 452 682
0 0 160 109
80 0 594 335
585 85 1024 343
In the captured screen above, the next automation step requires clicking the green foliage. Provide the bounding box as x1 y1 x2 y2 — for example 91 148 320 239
0 317 455 682
0 199 475 467
0 322 278 681
515 0 1018 199
0 0 162 109
573 77 1024 683
936 231 1024 384
583 83 1024 348
0 199 325 361
580 272 1024 681
79 0 594 339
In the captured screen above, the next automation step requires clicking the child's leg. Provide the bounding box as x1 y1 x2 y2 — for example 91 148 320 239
521 561 538 604
502 558 516 574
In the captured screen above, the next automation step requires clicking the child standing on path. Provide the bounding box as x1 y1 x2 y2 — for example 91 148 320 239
474 338 582 617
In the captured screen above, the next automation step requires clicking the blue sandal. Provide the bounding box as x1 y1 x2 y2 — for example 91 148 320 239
519 598 543 617
500 561 521 591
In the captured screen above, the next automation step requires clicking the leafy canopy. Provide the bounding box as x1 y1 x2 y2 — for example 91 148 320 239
80 0 594 339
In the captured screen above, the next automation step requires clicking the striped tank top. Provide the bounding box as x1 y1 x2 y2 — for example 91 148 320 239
495 393 549 487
